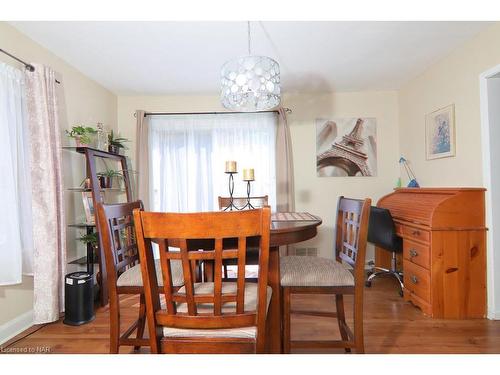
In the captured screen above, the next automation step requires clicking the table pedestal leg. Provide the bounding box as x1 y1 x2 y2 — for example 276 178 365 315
266 246 282 353
203 261 214 282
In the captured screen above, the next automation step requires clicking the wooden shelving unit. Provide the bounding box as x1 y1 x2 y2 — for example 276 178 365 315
68 223 96 228
64 146 133 307
69 255 98 265
67 187 126 193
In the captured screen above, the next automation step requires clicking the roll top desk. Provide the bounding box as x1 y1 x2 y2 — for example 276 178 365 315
377 188 487 319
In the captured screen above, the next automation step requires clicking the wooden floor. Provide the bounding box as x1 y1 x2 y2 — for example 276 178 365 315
4 277 500 354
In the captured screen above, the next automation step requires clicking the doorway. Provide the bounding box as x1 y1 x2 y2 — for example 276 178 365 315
480 65 500 319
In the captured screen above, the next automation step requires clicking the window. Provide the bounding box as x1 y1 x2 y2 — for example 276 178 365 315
149 112 277 213
0 63 33 285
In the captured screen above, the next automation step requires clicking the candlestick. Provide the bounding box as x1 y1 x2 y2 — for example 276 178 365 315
223 172 240 211
225 160 237 173
240 180 255 210
242 168 255 181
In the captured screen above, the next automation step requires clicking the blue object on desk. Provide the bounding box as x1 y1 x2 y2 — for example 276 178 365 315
399 156 420 188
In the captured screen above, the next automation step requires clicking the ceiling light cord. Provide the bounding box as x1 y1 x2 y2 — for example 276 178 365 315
247 21 251 56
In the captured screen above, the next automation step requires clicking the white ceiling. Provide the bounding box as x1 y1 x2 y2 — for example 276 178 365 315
10 21 492 95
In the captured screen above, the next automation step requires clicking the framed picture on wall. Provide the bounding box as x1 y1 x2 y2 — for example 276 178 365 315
425 104 456 160
316 117 377 177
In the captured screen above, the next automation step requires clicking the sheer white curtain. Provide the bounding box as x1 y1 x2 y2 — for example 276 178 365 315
149 112 277 213
0 62 34 285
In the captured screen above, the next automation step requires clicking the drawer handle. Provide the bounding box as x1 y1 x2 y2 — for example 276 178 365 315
412 230 421 236
410 275 418 284
409 249 418 258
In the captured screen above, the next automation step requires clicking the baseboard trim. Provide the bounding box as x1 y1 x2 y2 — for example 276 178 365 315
0 310 34 345
487 310 500 320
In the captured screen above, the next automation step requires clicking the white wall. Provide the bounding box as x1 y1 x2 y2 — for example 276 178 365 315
399 23 500 318
399 23 500 187
285 92 399 259
117 91 400 261
0 22 117 341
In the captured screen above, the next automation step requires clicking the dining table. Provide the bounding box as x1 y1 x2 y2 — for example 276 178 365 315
266 212 322 353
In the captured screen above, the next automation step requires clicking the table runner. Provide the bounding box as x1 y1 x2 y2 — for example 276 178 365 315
271 212 319 221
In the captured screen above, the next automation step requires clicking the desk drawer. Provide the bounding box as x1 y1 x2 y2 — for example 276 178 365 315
404 260 431 303
403 226 430 243
395 223 404 236
403 240 430 269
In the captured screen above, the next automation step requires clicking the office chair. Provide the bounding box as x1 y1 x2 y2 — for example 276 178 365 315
365 206 404 296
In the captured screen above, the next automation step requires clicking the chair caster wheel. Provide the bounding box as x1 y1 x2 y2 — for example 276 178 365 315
365 281 372 288
366 271 373 277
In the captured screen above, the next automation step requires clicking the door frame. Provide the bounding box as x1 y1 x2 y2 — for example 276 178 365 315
479 63 500 319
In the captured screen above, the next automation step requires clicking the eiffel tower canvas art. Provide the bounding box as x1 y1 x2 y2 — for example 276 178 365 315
316 117 377 177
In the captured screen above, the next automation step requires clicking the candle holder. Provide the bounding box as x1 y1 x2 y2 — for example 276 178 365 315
223 172 240 211
240 180 255 210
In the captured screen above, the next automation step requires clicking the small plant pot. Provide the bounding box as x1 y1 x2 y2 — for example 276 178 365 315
99 176 112 189
74 137 91 148
108 145 120 154
83 178 92 189
74 136 84 148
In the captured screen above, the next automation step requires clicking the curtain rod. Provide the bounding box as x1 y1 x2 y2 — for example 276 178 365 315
0 48 61 84
135 108 291 118
0 48 35 72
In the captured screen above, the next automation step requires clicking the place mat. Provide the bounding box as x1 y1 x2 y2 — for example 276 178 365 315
271 212 319 221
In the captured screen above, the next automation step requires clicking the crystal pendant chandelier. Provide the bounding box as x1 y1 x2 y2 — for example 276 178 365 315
221 22 281 112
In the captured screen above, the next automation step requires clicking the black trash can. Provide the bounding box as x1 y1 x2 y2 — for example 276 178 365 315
63 272 95 325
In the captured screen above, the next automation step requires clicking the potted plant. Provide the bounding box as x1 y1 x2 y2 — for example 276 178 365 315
107 130 129 154
66 125 97 147
78 232 99 262
78 232 99 248
96 169 123 189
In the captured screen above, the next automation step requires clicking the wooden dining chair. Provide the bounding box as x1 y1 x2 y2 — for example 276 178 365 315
133 207 272 354
280 196 371 353
97 201 184 353
218 195 268 279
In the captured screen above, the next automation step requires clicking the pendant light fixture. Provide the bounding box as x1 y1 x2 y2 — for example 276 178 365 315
221 21 281 112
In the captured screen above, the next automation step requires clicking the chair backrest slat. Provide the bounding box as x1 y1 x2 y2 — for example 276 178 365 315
158 239 176 314
134 207 271 334
213 238 223 316
179 238 197 316
335 196 371 280
236 236 246 314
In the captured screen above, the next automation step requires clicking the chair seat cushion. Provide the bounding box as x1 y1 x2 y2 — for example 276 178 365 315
162 282 272 339
280 256 354 287
116 259 184 287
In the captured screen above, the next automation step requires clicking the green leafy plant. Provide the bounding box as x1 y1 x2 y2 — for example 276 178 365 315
66 125 97 145
96 169 123 188
96 169 123 178
78 232 99 247
108 130 129 149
